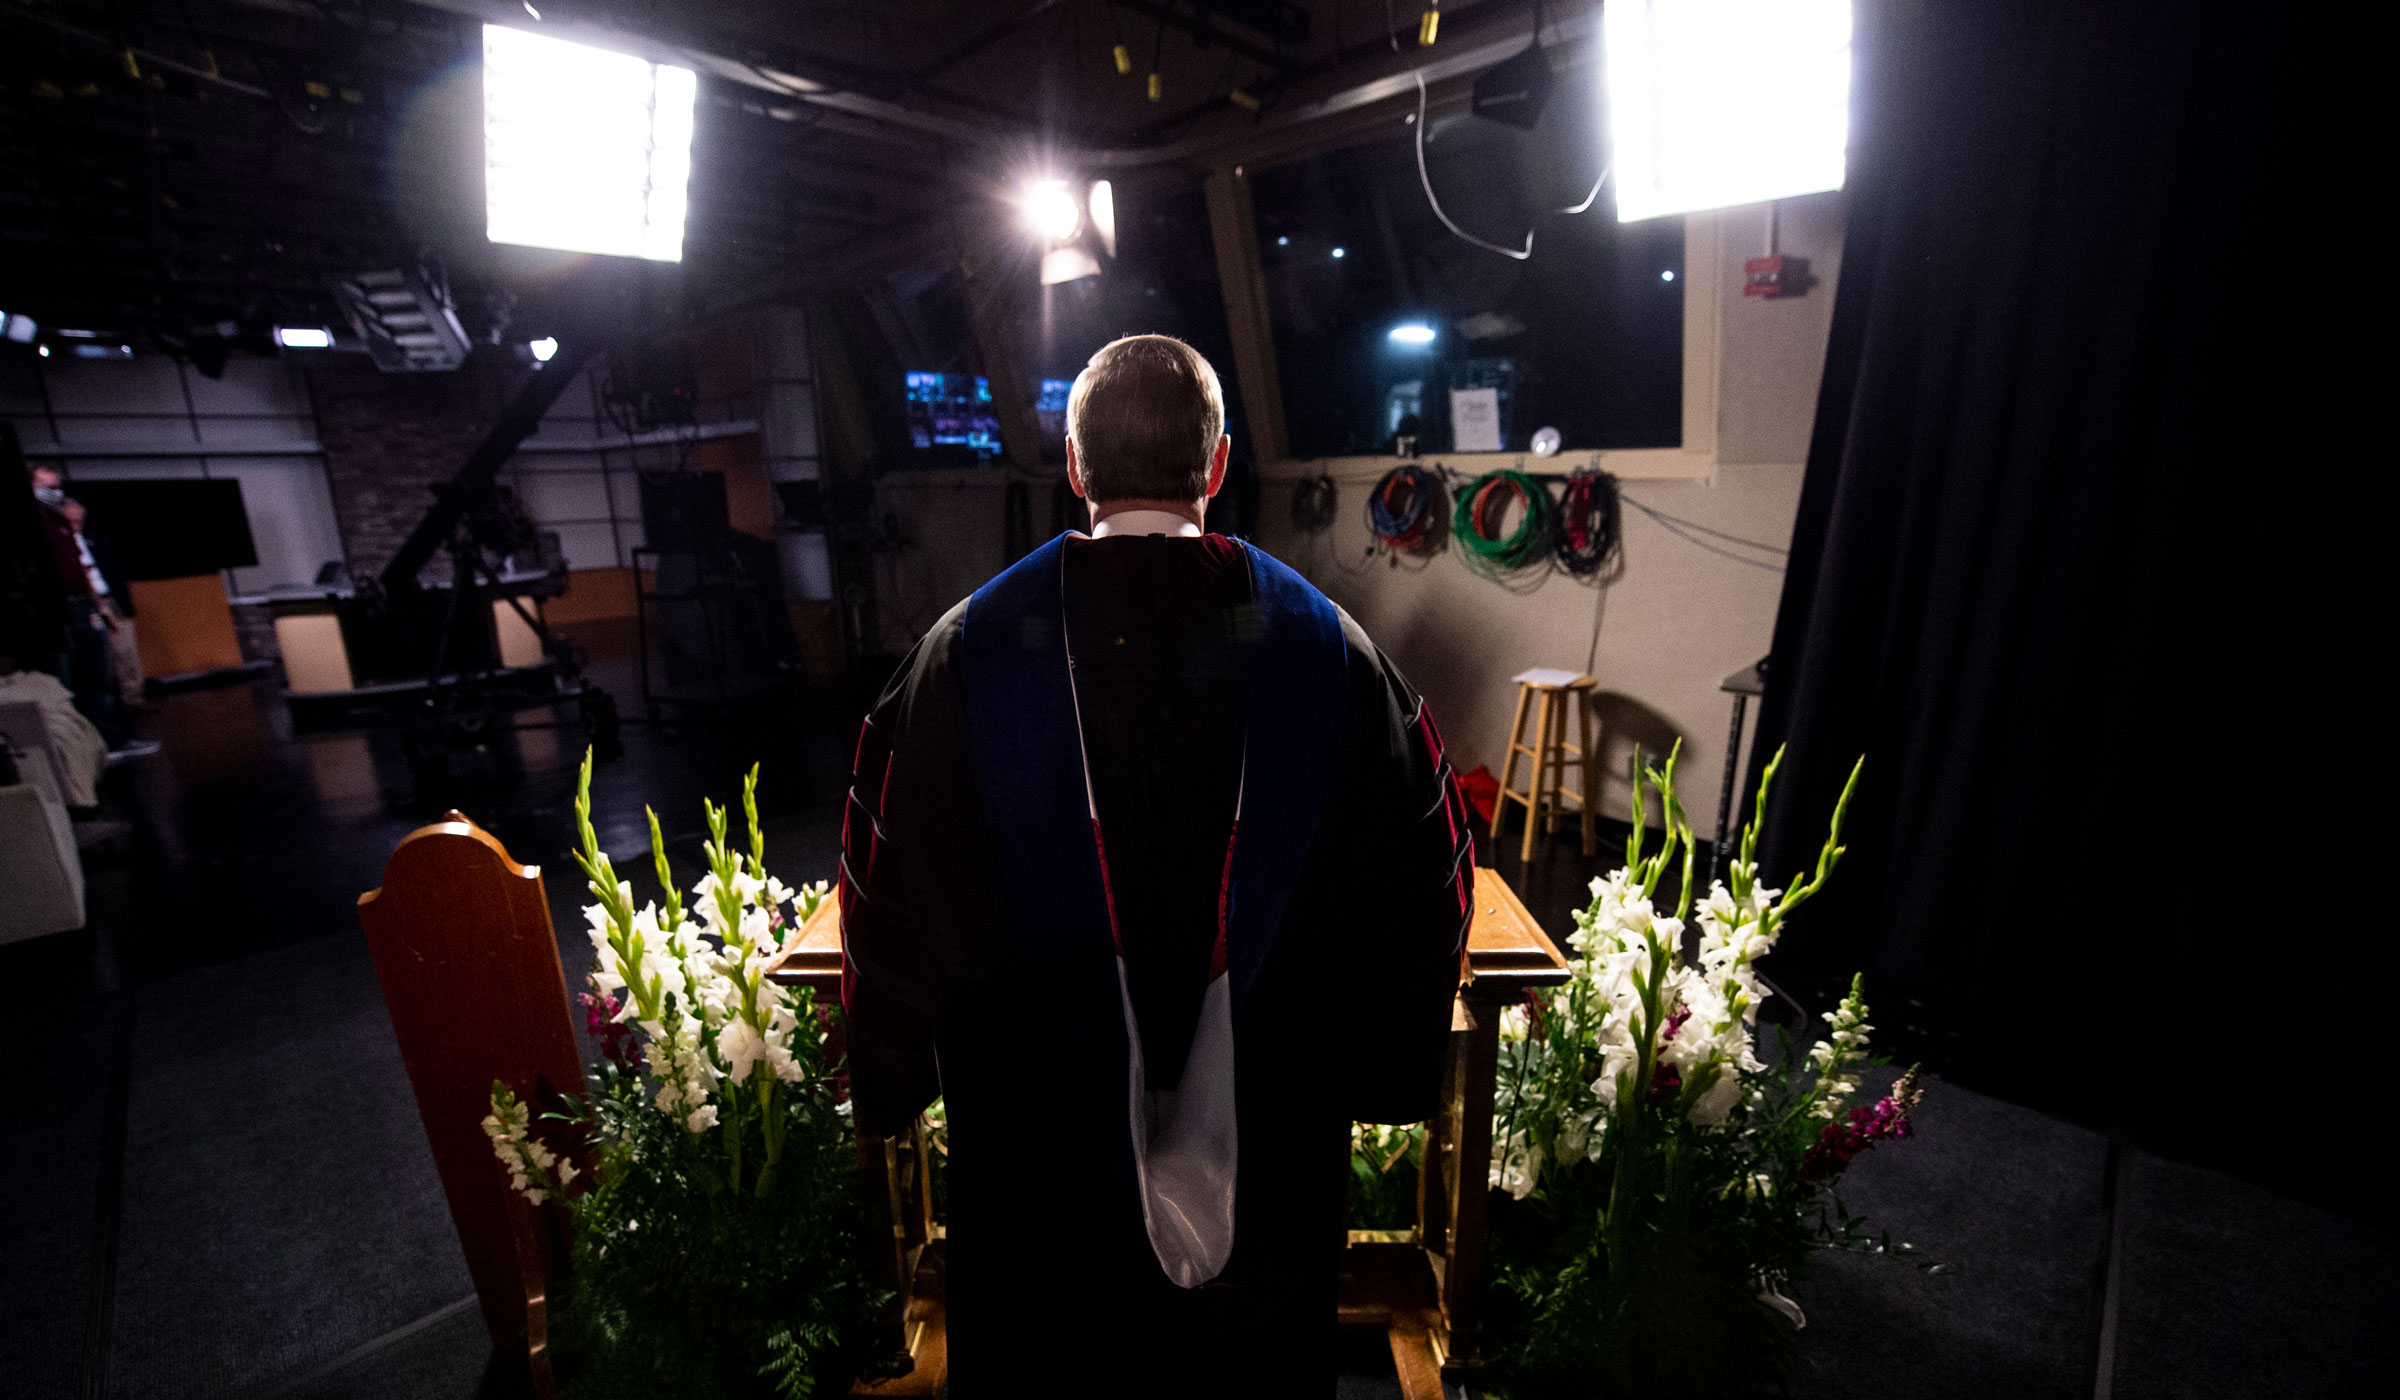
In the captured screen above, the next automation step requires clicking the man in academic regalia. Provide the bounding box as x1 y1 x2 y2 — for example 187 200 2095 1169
839 335 1473 1398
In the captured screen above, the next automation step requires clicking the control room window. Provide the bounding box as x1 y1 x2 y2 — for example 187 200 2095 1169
1250 61 1684 460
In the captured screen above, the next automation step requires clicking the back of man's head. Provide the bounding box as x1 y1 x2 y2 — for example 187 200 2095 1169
1067 335 1225 504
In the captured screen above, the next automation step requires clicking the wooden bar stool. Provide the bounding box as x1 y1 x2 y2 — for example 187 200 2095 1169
1492 668 1598 861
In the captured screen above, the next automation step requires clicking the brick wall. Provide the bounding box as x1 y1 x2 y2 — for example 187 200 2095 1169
228 602 281 672
307 356 510 583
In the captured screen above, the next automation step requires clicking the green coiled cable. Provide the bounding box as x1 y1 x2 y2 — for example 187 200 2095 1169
1452 468 1555 578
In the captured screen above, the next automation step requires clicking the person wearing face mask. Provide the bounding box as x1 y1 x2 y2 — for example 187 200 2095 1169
29 465 150 757
60 497 147 713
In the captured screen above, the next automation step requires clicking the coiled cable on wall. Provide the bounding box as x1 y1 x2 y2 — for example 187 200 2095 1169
1452 468 1555 578
1552 469 1623 578
1367 464 1446 553
1290 473 1339 532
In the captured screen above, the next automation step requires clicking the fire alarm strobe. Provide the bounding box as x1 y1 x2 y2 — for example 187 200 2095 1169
1744 255 1811 298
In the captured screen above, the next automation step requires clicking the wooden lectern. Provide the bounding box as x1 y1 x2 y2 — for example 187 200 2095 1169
358 812 583 1396
765 865 1569 1399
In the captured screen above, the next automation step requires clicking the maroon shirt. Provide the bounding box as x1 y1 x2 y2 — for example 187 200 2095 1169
40 505 94 599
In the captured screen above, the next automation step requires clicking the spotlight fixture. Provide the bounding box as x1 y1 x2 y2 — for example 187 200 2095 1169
1041 248 1104 286
1606 0 1852 221
1021 179 1082 244
1022 177 1119 286
1472 35 1555 131
1 312 34 343
274 326 335 349
482 24 696 261
1388 323 1437 346
1088 180 1116 258
529 336 560 363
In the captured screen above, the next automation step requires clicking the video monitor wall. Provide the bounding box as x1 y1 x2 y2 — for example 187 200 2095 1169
903 372 1002 457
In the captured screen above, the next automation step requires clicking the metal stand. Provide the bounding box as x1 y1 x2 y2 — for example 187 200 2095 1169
631 545 798 719
399 530 619 799
1710 662 1766 889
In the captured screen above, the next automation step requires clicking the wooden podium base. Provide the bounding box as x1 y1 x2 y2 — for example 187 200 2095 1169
851 1240 947 1396
768 867 1569 1398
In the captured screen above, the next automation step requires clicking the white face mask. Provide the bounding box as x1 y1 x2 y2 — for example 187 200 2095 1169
33 485 65 506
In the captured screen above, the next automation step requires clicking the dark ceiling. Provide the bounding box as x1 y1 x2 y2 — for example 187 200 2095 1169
0 0 1534 354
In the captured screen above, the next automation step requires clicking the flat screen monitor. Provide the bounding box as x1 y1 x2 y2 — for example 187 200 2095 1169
67 478 258 580
904 372 1002 457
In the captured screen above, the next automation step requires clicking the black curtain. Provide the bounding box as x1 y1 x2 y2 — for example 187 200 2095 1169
1752 0 2372 1215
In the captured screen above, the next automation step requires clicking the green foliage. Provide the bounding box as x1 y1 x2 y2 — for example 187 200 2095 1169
1348 1123 1424 1231
550 1056 882 1398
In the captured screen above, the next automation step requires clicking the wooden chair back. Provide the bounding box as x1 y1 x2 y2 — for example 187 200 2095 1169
358 810 582 1384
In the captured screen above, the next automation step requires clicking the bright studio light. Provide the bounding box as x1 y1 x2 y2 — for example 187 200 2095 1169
483 24 696 262
1606 0 1851 221
275 326 334 348
529 336 560 362
1021 179 1081 244
1388 323 1437 346
2 312 35 343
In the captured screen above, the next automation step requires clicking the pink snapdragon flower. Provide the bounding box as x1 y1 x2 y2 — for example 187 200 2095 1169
1800 1066 1923 1186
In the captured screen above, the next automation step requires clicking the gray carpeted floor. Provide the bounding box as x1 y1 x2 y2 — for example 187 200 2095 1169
1786 1066 2111 1399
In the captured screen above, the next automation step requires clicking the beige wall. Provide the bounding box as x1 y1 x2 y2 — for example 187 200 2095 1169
1253 192 1845 840
869 470 1017 655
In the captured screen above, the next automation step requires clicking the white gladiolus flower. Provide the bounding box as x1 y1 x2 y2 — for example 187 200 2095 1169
1492 1131 1543 1198
717 1018 765 1084
1556 1111 1596 1168
1688 1066 1744 1126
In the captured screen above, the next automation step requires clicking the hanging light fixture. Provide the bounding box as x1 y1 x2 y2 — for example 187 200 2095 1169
1021 177 1116 286
1088 180 1116 258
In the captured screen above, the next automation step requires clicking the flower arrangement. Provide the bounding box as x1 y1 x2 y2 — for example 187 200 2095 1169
1349 1120 1427 1231
1476 745 1924 1398
480 754 878 1398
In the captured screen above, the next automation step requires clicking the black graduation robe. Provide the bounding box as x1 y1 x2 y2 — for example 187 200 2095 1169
839 531 1472 1397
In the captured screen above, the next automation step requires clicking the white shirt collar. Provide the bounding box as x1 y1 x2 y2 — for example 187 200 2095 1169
1090 508 1202 539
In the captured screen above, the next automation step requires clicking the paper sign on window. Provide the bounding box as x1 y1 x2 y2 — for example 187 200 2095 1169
1451 387 1503 452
